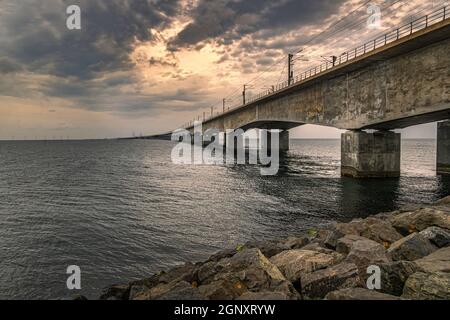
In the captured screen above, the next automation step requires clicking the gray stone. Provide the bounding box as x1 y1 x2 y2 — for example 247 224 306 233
344 237 391 276
198 280 244 300
415 247 450 273
402 272 450 300
280 236 310 250
378 261 422 296
301 262 362 299
389 208 450 235
419 226 450 248
336 234 372 255
335 218 402 247
198 248 299 299
99 284 130 300
387 233 437 261
237 291 294 300
301 242 336 254
244 240 290 258
133 281 204 300
325 287 401 300
270 249 343 283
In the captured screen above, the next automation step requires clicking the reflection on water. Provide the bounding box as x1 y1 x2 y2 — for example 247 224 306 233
0 139 448 299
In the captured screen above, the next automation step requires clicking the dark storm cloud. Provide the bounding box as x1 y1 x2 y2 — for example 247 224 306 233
0 0 181 80
168 0 346 50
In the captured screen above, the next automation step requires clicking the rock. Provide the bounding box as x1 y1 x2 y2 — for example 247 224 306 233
419 226 450 248
323 230 345 250
336 235 373 255
301 242 336 254
198 280 244 300
99 284 131 300
127 263 197 300
301 262 362 299
389 208 450 235
387 233 437 261
280 236 310 250
335 218 402 246
339 235 391 276
270 250 343 283
325 288 402 300
237 291 294 300
344 237 391 277
198 248 299 299
133 281 204 300
378 261 422 296
402 272 450 300
415 247 450 273
208 249 237 263
433 195 450 206
72 294 88 301
243 240 290 258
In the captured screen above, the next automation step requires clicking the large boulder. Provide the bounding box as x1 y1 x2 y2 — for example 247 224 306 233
133 281 205 300
433 195 450 206
414 247 450 273
402 272 450 300
343 237 391 277
378 261 422 296
387 233 437 261
197 248 299 299
325 288 401 300
243 240 290 258
336 234 373 255
99 284 130 300
279 236 310 250
300 262 362 299
270 250 343 284
419 226 450 248
389 208 450 235
237 291 293 300
128 263 197 300
335 218 403 247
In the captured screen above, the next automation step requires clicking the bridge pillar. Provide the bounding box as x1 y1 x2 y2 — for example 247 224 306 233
437 120 450 175
280 130 290 152
341 130 401 178
259 130 290 152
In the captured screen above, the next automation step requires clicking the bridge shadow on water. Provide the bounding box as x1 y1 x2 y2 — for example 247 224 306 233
224 149 450 227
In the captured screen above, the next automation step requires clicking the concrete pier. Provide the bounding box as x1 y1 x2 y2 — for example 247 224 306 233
341 130 401 178
437 120 450 175
259 130 290 152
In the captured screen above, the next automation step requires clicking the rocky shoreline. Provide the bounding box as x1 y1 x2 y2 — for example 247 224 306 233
98 196 450 300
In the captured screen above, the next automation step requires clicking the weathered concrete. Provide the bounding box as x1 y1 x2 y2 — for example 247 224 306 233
437 120 450 175
279 130 290 152
341 131 401 178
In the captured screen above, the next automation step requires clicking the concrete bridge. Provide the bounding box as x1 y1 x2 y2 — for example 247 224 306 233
164 7 450 177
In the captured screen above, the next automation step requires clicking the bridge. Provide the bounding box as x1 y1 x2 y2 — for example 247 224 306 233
154 6 450 178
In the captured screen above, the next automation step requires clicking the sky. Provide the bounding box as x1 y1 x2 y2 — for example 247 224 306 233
0 0 446 140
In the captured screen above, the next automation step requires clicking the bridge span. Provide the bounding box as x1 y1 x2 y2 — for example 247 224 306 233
163 7 450 178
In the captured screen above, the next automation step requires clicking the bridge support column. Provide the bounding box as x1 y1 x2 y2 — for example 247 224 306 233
437 120 450 175
279 130 290 152
259 130 290 152
341 130 401 178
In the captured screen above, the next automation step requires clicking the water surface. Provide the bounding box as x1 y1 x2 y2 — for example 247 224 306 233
0 139 448 299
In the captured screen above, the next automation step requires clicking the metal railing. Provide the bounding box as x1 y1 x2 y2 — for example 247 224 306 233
185 5 448 128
